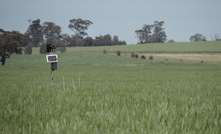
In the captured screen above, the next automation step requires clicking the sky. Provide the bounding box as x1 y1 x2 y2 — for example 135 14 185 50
0 0 221 44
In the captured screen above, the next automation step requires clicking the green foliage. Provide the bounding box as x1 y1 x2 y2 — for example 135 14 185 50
149 55 153 60
93 34 112 46
24 44 32 55
1 48 221 133
190 33 207 42
112 35 127 45
82 37 93 46
68 18 93 38
135 21 166 43
4 18 125 48
117 50 121 56
131 53 135 58
112 35 119 45
39 44 47 54
103 49 107 54
42 22 61 39
141 55 146 59
0 30 23 65
25 19 43 47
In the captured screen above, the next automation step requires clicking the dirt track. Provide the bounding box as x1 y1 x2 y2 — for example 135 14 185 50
136 53 221 64
104 51 221 64
78 51 221 64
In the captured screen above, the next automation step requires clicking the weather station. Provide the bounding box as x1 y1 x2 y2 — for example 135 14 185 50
46 44 58 92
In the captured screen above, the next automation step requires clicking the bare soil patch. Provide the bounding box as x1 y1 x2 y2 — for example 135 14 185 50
78 51 221 64
136 53 221 64
113 52 221 64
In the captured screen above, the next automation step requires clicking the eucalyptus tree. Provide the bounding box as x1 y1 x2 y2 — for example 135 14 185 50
135 21 166 43
0 29 23 65
68 18 93 38
42 22 63 47
112 35 119 45
190 33 207 42
25 19 43 47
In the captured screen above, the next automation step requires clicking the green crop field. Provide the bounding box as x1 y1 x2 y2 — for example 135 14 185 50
1 42 221 133
68 41 221 53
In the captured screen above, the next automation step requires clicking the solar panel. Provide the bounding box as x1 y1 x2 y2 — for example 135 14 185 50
46 54 58 63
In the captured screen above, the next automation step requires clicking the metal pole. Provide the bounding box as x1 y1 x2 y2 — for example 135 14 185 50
51 69 54 92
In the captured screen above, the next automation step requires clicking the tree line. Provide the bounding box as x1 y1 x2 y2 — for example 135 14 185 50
135 21 220 43
0 18 127 65
23 18 127 48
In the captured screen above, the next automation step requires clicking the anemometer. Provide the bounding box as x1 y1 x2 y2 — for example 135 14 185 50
46 44 58 92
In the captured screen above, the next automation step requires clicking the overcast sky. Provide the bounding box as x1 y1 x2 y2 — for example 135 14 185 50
0 0 221 44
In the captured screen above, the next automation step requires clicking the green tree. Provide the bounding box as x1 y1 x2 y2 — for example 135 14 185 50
112 35 119 45
0 29 23 65
190 33 207 42
135 21 166 43
42 22 63 47
25 19 43 47
103 34 112 46
61 34 72 46
93 35 105 46
118 41 127 45
93 35 110 46
151 21 167 43
45 36 65 48
93 34 126 46
24 44 32 54
117 50 121 56
39 44 47 54
61 34 80 47
68 18 93 38
43 22 61 39
135 24 153 43
82 37 93 46
70 35 82 47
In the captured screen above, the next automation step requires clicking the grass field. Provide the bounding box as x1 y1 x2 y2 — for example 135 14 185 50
68 41 221 53
0 42 221 133
67 41 221 64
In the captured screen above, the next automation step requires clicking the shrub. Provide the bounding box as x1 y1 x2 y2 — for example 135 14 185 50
131 53 135 58
24 44 32 55
135 54 138 58
39 44 47 54
149 56 153 60
103 50 107 54
117 50 121 56
141 55 146 59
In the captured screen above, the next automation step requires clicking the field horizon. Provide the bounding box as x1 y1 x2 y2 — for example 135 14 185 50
65 41 221 53
64 41 221 64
